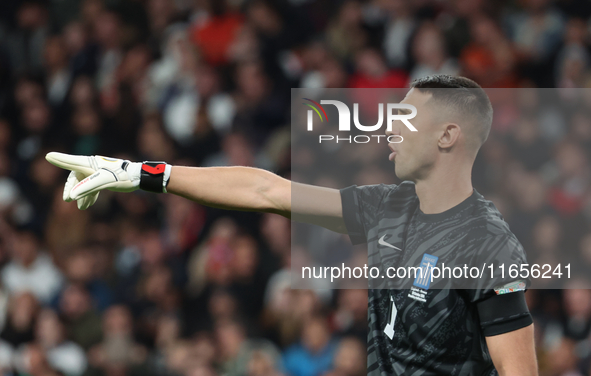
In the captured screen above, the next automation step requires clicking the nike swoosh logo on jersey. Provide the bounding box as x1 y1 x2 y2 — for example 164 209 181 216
378 235 401 250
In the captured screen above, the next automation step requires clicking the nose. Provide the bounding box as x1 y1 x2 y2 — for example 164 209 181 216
385 122 400 137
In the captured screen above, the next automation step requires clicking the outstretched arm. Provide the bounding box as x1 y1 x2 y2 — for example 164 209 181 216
167 166 347 233
45 153 347 233
166 166 292 215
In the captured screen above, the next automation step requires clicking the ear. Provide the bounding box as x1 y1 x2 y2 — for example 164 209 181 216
438 123 461 150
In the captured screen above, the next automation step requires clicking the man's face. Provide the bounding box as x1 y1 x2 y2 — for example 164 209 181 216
386 89 440 181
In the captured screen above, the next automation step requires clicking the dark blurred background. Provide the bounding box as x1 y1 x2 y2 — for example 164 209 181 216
0 0 589 375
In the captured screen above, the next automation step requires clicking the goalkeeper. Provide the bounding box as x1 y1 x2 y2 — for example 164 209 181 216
47 75 537 376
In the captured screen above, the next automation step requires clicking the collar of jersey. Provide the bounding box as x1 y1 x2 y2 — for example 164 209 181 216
415 189 480 223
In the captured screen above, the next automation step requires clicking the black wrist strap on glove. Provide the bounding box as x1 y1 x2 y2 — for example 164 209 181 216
140 162 168 193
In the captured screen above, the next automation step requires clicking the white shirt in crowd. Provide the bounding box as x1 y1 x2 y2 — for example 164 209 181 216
1 253 64 304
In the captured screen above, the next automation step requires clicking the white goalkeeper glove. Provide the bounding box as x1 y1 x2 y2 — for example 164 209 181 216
45 152 172 210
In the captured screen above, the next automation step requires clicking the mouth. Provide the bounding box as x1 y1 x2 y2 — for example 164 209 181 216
388 144 397 161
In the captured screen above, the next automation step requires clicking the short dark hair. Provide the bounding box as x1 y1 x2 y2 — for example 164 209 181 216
410 75 493 148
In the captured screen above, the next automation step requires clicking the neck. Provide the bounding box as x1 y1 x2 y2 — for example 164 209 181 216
413 160 474 214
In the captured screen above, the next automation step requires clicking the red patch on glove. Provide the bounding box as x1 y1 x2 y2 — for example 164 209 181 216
142 164 165 175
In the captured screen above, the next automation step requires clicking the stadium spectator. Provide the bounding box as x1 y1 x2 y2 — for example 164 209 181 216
283 315 337 376
1 230 63 303
0 292 38 347
58 283 102 351
34 308 87 376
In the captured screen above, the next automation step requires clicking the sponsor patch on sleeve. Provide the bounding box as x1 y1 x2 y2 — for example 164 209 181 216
494 280 526 295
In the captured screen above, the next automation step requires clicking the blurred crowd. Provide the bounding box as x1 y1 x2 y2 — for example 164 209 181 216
0 0 589 375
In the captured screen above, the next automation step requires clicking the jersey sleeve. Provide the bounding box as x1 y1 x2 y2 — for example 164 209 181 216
462 232 530 302
340 184 393 245
460 233 532 335
476 291 533 336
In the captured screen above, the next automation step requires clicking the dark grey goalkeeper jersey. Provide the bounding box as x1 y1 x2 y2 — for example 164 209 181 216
340 182 529 376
